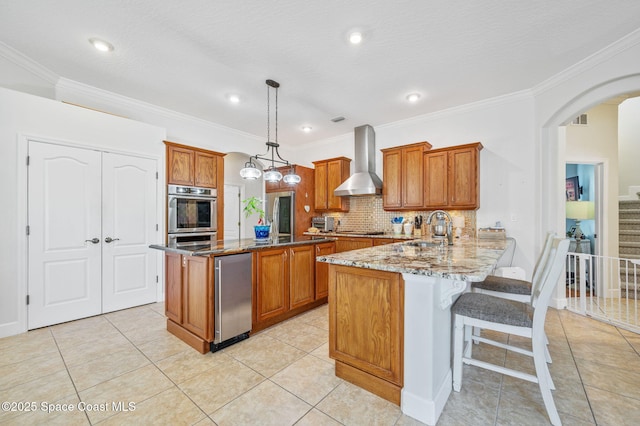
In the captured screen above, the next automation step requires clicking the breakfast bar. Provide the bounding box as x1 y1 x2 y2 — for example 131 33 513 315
317 238 507 425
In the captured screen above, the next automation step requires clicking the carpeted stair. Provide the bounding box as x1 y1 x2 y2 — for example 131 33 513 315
619 200 640 297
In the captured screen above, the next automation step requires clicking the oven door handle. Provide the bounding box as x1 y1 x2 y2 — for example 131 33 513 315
169 194 217 201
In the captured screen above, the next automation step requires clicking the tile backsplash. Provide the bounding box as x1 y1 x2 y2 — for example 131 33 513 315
320 195 477 237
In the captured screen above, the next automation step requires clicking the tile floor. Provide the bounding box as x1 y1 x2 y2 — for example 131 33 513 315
1 303 639 425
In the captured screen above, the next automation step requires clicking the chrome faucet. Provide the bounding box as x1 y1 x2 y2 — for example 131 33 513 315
426 210 454 245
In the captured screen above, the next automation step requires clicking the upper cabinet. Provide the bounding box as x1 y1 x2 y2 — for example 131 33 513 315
381 142 432 210
313 157 351 212
165 141 225 189
424 142 483 210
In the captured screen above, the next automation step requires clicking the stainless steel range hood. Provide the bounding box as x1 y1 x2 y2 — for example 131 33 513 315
334 124 383 196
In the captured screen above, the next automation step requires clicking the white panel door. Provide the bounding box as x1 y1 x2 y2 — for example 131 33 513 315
102 153 157 313
224 184 241 239
28 142 102 329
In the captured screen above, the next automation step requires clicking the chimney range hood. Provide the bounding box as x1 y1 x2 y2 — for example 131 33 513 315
334 124 383 196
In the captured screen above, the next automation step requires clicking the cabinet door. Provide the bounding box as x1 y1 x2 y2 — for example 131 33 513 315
335 237 373 253
327 159 347 210
424 151 449 208
382 149 402 209
315 242 335 299
328 265 403 386
314 162 328 210
167 145 194 185
402 145 425 208
255 248 289 322
289 245 315 309
182 255 213 340
165 252 183 324
373 238 395 246
448 147 478 208
194 151 217 188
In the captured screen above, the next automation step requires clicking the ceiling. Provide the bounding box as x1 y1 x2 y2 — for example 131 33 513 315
2 1 640 146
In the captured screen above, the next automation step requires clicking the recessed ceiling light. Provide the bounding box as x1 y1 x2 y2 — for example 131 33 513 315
406 93 421 103
228 94 240 104
302 126 312 133
349 32 363 45
89 38 114 53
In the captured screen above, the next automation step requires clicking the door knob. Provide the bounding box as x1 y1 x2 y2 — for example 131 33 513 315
105 237 120 243
85 238 100 244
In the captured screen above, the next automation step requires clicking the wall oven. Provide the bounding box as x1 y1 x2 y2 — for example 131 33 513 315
168 184 217 236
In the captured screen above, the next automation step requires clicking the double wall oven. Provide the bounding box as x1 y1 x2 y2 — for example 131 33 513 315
167 184 217 247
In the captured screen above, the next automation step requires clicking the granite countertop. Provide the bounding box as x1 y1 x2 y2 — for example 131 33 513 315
317 238 508 281
150 235 335 256
303 231 416 240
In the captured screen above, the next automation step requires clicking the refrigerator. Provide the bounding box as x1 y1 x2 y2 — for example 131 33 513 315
266 191 295 239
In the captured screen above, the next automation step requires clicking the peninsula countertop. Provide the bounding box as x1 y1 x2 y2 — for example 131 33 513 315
304 230 416 240
150 235 335 256
316 238 508 281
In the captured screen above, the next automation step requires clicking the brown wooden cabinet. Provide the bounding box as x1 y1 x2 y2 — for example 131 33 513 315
315 241 336 299
289 244 316 309
254 247 289 324
313 157 351 212
328 265 404 404
424 142 483 210
165 141 224 189
381 142 431 210
253 242 329 332
164 252 213 353
334 237 374 253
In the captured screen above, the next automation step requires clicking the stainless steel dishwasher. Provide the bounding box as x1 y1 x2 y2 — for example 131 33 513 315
211 252 252 352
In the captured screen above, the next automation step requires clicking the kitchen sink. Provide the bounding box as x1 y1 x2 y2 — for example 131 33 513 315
403 240 443 248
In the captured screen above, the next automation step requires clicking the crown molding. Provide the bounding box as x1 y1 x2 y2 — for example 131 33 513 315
55 77 263 142
532 27 640 96
0 41 59 84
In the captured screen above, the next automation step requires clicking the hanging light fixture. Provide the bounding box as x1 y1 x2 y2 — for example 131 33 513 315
240 79 301 184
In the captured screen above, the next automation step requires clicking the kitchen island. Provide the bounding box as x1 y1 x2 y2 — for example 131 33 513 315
317 238 507 425
150 235 336 352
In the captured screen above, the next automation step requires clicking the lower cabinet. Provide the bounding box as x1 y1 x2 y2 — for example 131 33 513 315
164 252 213 353
315 242 336 299
335 237 374 253
328 264 404 404
253 242 331 332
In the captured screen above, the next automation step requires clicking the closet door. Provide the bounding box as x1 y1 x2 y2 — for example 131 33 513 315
102 153 158 313
28 142 102 329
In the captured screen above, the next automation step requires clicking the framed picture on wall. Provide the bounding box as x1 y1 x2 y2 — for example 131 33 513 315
566 176 580 201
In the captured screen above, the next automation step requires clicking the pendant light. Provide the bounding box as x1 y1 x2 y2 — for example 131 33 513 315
240 79 301 184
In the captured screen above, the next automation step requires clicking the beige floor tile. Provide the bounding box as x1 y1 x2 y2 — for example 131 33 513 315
222 333 306 377
59 331 135 367
136 332 192 362
79 364 173 423
0 351 66 390
0 369 77 423
0 329 58 367
53 321 124 351
120 317 171 346
316 382 402 425
67 345 150 391
156 349 237 384
104 305 164 333
147 302 165 315
577 357 640 400
584 384 640 425
310 342 333 364
179 358 264 415
395 413 428 425
496 388 561 426
271 354 342 405
210 380 311 425
570 339 640 369
99 386 206 425
265 320 328 352
296 408 343 426
442 378 499 425
4 394 89 426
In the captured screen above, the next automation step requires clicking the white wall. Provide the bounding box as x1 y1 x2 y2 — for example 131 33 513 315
619 96 640 197
0 87 166 338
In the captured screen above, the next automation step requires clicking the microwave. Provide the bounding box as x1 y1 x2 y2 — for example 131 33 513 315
168 185 217 234
312 216 335 232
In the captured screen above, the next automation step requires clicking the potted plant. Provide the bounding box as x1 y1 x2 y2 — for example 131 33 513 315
242 196 270 240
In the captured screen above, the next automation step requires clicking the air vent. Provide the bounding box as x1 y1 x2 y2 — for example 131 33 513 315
571 114 588 125
331 116 346 123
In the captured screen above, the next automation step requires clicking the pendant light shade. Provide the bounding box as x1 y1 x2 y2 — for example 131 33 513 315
240 79 301 184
